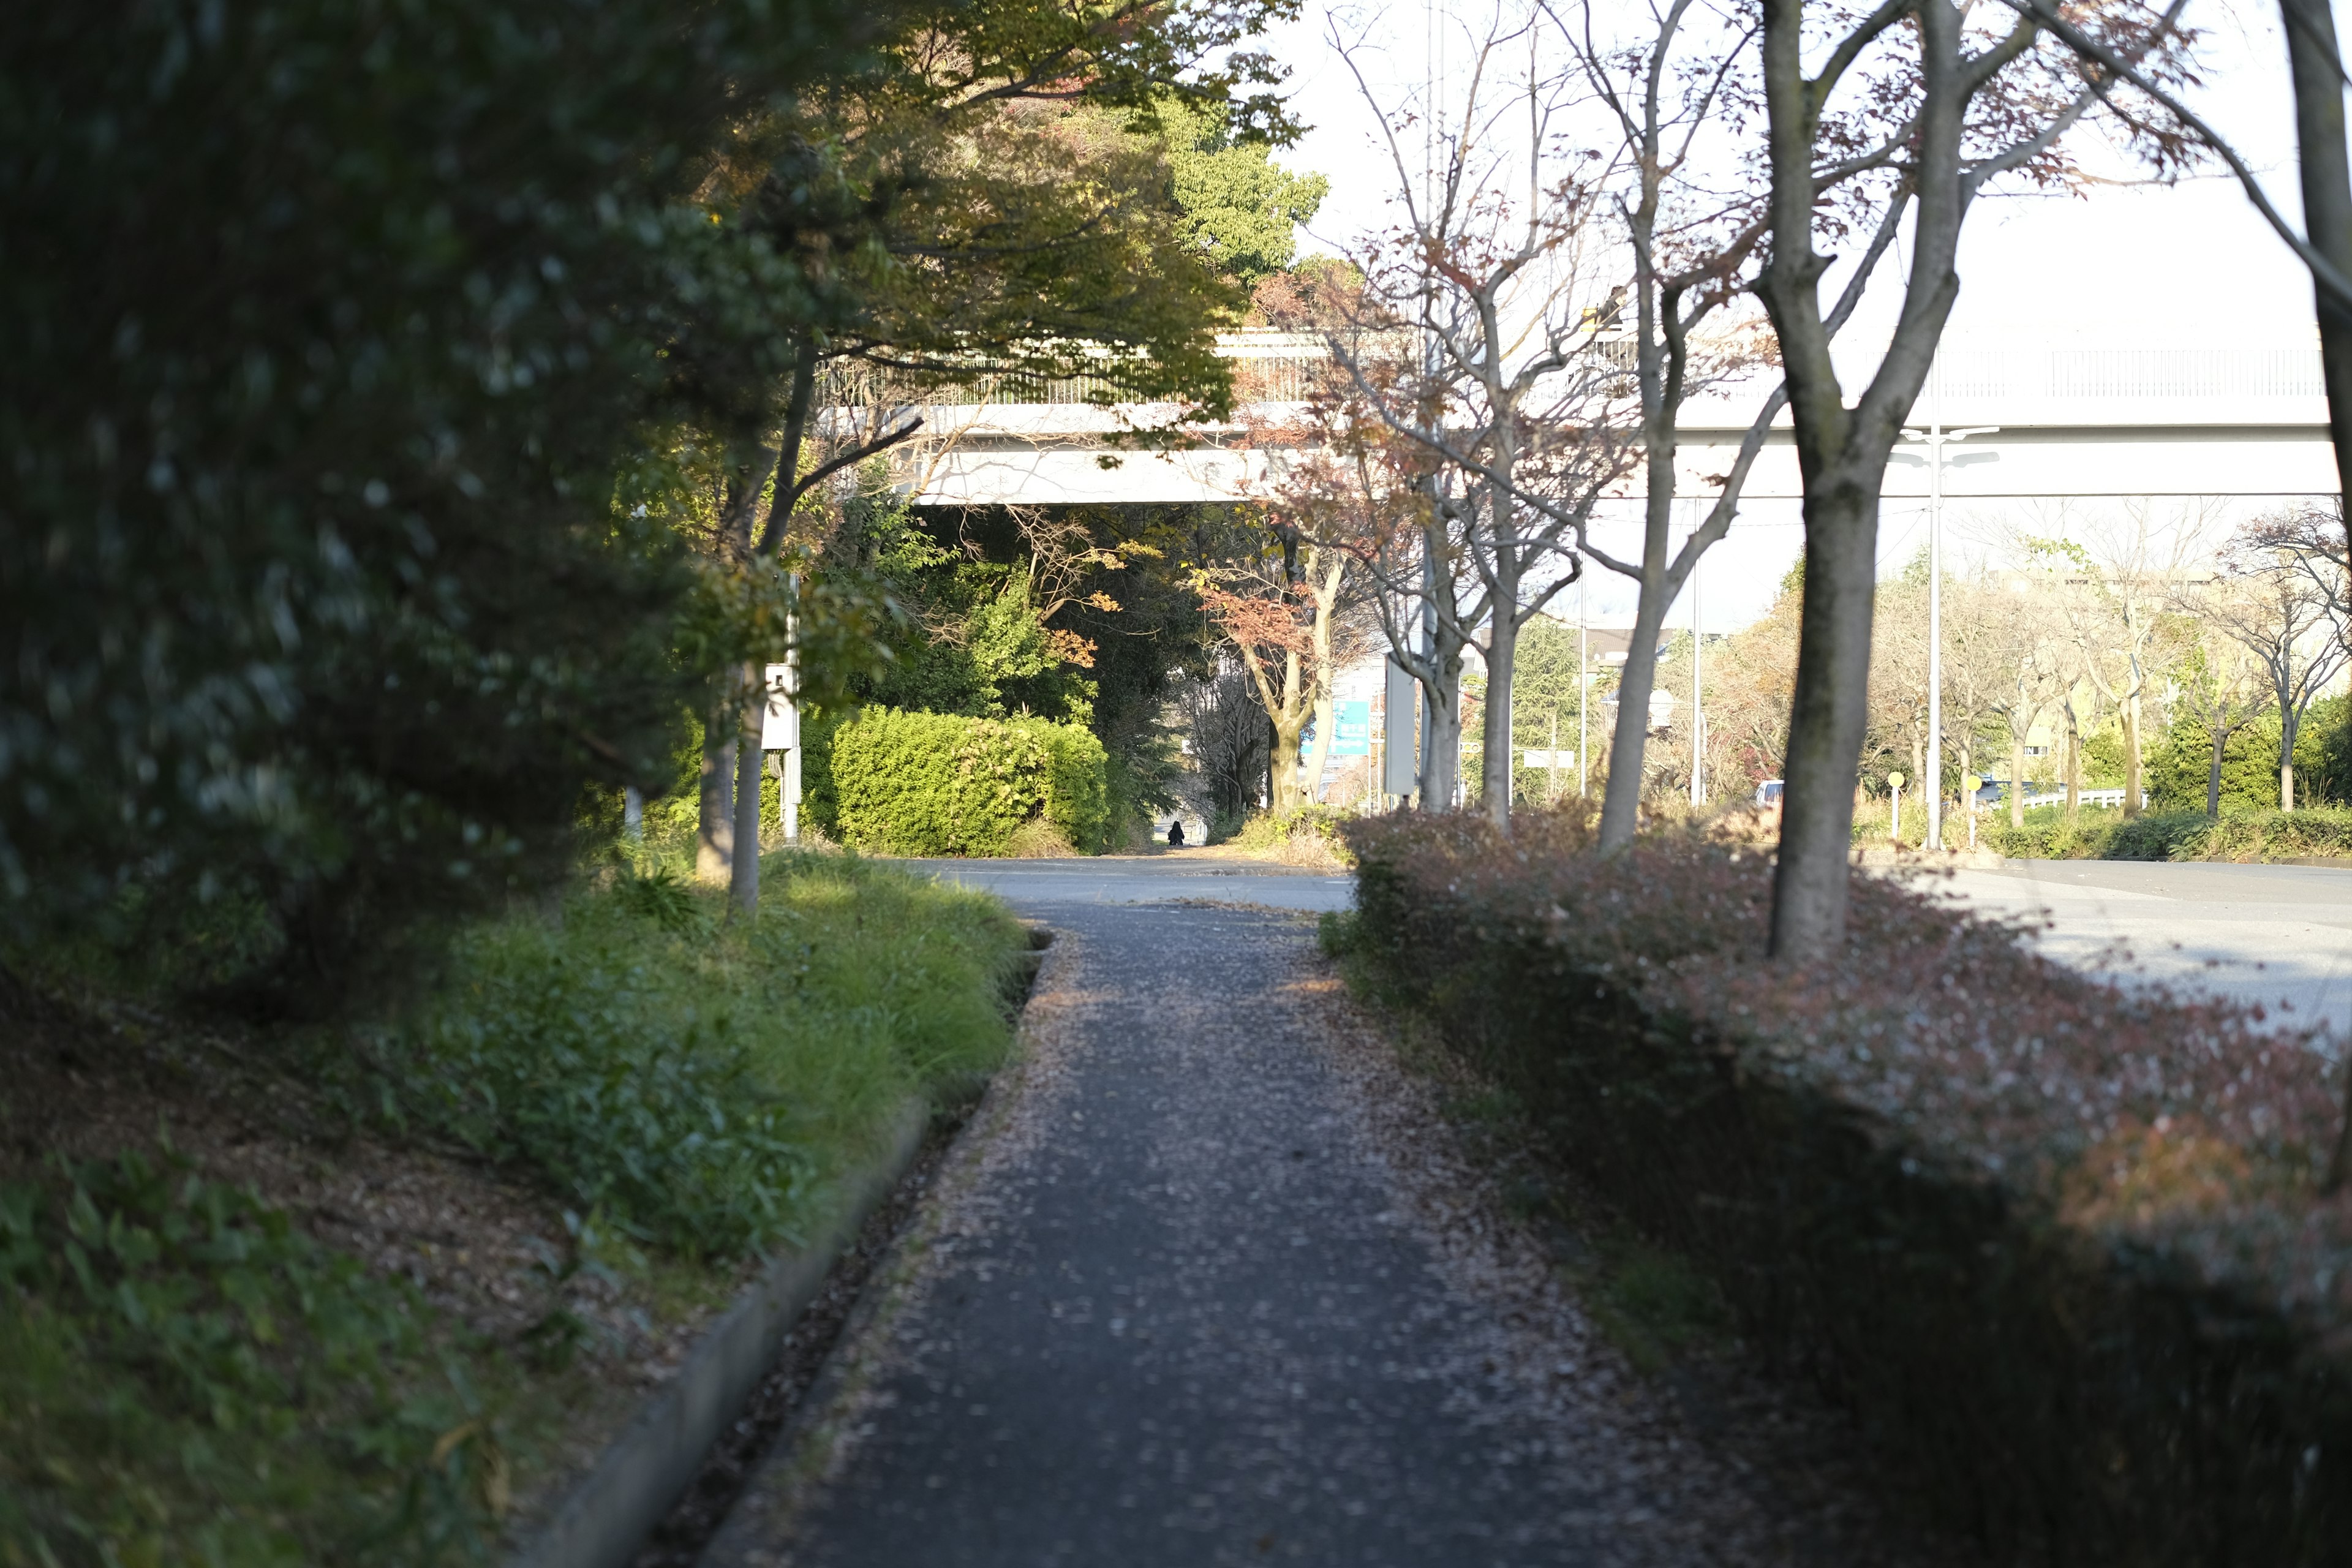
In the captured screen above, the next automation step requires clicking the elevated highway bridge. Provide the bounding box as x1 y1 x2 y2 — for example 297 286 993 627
891 332 2344 509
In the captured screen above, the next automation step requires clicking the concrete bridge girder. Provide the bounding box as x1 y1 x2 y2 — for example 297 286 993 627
898 372 2347 507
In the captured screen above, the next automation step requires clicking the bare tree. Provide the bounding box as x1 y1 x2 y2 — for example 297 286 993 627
1993 590 2070 828
2210 515 2351 810
2024 507 2204 818
1197 519 1352 815
1937 575 2029 837
1329 8 1637 830
2166 620 2275 817
1174 663 1272 826
1755 0 2166 958
1564 0 1914 851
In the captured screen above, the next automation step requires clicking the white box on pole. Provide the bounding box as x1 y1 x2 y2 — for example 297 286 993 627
761 662 798 750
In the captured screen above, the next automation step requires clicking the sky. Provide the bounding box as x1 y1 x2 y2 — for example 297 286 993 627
1245 0 2329 632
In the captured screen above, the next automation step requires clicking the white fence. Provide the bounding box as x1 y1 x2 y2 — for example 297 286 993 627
2014 788 2147 810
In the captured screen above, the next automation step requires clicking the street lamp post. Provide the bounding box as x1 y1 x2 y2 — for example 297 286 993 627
1899 382 1996 852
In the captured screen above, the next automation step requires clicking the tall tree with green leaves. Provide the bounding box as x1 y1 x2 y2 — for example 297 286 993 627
1158 97 1329 286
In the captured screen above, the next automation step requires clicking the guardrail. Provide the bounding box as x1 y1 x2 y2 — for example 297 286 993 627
2013 788 2147 810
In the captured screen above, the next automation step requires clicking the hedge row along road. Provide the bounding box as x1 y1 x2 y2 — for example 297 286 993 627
1922 859 2352 1039
700 859 1932 1566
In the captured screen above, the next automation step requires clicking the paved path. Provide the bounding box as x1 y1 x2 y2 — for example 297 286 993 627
705 880 1815 1567
904 851 1355 915
1910 861 2352 1046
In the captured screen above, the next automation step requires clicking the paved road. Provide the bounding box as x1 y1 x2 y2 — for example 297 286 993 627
1900 860 2352 1046
705 886 1809 1567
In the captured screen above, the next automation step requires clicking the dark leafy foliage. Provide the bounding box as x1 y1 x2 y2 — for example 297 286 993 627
0 0 875 980
1340 810 2352 1565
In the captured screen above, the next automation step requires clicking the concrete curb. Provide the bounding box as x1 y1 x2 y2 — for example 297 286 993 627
508 1096 932 1568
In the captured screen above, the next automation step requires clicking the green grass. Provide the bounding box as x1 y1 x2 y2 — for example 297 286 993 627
362 850 1030 1258
1 850 1030 1567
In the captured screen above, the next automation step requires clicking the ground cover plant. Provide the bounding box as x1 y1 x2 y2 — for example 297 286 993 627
0 1153 505 1566
1985 804 2352 862
0 852 1030 1566
1335 809 2352 1564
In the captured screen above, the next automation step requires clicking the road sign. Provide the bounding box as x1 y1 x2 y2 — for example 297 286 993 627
1331 699 1370 756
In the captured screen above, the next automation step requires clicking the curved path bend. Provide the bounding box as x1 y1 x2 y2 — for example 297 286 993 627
703 861 1901 1567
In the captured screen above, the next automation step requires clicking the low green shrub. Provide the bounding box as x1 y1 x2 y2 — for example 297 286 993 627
822 707 1109 856
1 1152 500 1566
360 853 1028 1257
1223 805 1357 865
1985 804 2352 863
1340 812 2352 1564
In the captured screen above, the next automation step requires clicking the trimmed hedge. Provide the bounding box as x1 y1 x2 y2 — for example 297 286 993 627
1986 805 2352 863
823 707 1110 856
1338 809 2352 1565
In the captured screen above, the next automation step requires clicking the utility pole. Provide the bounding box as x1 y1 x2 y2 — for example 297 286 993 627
1901 371 1995 851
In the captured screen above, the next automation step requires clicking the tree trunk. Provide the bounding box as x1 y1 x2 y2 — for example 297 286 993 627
1900 738 1919 846
697 703 736 882
2065 717 2082 821
731 663 763 913
1768 475 1881 959
2122 693 2144 818
1274 649 1308 812
2284 0 2352 566
1482 595 1520 832
1421 649 1465 811
2210 728 2227 818
1297 547 1346 818
2282 706 2300 811
1958 740 1973 847
2011 734 2028 828
1599 590 1672 850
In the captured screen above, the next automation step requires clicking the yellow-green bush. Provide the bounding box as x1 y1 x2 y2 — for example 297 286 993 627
823 708 1109 856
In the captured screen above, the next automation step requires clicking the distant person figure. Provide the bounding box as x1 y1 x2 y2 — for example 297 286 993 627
1166 818 1186 847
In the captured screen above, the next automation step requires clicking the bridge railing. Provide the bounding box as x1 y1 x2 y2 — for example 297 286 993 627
1924 346 2324 402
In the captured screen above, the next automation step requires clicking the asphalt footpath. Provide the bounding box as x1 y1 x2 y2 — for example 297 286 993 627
699 862 1805 1567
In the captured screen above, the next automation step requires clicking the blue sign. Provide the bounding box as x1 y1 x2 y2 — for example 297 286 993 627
1331 699 1371 757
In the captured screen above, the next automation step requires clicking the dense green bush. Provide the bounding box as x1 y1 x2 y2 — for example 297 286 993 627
1340 812 2352 1565
363 853 1027 1256
821 708 1110 856
1 1152 499 1566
